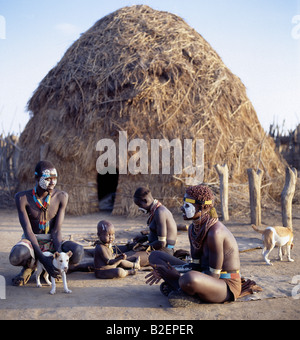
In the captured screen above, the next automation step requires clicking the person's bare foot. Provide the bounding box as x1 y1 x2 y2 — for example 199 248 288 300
12 267 33 286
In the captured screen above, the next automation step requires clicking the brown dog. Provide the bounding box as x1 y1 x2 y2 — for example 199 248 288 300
252 225 294 266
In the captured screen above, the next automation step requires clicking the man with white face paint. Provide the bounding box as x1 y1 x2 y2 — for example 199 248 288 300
9 161 84 286
146 185 242 307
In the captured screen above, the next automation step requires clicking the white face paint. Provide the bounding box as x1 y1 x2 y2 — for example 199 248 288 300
39 176 49 190
38 168 57 190
183 202 196 219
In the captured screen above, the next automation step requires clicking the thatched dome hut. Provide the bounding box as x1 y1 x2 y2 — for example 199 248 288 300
18 5 285 215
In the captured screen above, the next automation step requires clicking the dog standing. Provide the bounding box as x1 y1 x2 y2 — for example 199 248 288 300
36 251 73 294
252 225 294 266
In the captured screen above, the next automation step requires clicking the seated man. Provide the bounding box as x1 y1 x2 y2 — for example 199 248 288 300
132 187 178 255
9 160 84 286
146 185 242 307
94 220 140 279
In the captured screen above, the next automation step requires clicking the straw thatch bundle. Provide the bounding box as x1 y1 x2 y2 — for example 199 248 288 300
17 5 285 215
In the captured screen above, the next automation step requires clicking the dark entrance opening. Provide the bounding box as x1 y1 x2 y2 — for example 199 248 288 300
97 170 119 212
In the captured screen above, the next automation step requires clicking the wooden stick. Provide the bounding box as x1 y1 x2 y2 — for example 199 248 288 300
247 168 264 226
281 167 297 229
215 164 229 221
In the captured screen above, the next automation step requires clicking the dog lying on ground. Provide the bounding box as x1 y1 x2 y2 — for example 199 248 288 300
252 225 294 266
36 251 73 294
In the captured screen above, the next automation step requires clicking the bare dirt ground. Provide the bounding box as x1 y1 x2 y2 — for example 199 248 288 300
0 206 300 320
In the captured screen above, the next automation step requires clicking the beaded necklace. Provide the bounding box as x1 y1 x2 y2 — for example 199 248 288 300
32 186 51 234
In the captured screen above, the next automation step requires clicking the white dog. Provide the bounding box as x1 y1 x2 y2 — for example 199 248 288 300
36 251 73 295
252 225 294 266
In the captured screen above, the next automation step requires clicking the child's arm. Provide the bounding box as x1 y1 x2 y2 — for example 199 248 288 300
95 245 124 267
107 254 126 266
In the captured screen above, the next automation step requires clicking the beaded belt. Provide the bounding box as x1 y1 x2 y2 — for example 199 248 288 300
220 270 240 279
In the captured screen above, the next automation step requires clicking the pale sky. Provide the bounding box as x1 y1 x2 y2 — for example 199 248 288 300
0 0 300 134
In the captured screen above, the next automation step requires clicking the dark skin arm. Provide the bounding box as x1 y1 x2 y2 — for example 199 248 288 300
51 192 69 252
94 244 126 268
203 226 224 279
107 253 126 266
15 192 59 278
149 208 168 250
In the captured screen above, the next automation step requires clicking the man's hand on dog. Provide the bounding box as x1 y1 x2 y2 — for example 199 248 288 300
41 256 60 278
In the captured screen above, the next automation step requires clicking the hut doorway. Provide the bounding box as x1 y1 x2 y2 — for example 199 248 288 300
97 170 119 211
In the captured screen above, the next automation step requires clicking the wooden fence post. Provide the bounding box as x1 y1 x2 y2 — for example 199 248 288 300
215 164 229 221
247 168 264 226
281 167 297 229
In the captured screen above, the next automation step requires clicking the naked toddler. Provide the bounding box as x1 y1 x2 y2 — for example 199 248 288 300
94 220 140 279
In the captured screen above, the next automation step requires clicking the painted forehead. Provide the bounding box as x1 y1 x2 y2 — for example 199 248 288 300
98 222 114 233
183 194 213 206
36 168 58 178
183 193 194 201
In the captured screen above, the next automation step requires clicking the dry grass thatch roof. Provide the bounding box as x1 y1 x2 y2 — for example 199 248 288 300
17 5 285 215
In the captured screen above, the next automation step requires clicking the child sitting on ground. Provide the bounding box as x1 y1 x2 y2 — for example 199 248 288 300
94 220 140 279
